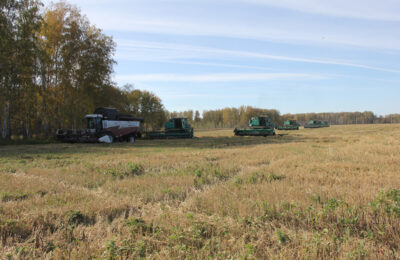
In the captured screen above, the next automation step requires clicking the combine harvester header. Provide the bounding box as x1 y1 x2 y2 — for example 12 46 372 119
276 120 300 130
234 116 275 136
304 119 330 128
148 118 194 139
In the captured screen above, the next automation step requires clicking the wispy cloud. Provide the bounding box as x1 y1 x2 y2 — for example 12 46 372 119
55 0 400 22
116 40 400 73
115 72 324 82
233 0 400 21
100 15 399 51
43 0 400 52
42 0 400 51
164 61 275 71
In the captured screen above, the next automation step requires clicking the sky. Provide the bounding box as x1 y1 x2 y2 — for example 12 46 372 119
43 0 400 115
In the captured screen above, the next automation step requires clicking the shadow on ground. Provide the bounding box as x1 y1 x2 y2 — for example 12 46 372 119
135 134 308 148
0 134 311 158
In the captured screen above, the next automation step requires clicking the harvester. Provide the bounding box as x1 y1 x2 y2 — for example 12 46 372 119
277 120 300 130
56 107 143 143
304 119 330 128
148 118 194 139
234 116 275 136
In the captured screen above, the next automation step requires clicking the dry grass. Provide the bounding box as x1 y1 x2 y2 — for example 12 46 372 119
1 124 400 259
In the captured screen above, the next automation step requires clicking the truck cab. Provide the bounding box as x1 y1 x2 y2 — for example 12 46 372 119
165 118 191 131
248 116 274 129
85 114 103 132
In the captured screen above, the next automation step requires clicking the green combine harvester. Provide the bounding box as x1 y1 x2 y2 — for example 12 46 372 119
277 119 300 130
234 116 275 136
148 118 194 139
304 119 330 128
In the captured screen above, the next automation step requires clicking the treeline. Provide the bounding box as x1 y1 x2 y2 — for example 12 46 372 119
282 112 400 125
281 111 375 125
0 0 165 140
167 107 400 128
166 107 282 128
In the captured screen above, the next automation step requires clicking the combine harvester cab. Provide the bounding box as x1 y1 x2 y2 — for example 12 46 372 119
234 116 275 137
277 120 300 130
148 118 194 139
304 119 330 128
56 107 143 143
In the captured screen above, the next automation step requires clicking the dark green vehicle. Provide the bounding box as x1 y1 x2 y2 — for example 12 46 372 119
304 119 330 128
321 121 330 127
277 120 300 130
148 118 194 139
234 116 275 136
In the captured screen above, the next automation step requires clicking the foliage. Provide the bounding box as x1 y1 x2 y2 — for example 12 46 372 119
371 189 400 215
200 106 281 128
102 162 144 179
169 107 399 129
120 84 166 130
282 111 379 125
0 1 166 140
276 230 290 244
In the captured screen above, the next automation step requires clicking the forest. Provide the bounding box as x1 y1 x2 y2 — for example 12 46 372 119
1 0 399 141
0 0 165 140
173 108 400 129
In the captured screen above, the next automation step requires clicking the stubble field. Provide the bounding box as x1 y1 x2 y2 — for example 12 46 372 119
1 124 400 259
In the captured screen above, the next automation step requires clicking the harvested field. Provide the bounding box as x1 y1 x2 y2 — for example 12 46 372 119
1 124 400 259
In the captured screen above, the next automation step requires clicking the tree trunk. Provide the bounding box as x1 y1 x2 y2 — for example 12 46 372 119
2 82 9 139
41 68 51 137
1 102 7 139
0 84 2 137
22 121 27 139
7 92 13 139
22 117 31 139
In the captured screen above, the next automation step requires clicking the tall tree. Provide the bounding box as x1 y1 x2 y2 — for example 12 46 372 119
38 1 116 130
0 0 42 139
194 110 201 122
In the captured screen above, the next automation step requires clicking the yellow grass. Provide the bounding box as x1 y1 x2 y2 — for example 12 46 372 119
1 124 400 259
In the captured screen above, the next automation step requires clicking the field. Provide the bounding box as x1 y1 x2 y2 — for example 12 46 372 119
1 124 400 259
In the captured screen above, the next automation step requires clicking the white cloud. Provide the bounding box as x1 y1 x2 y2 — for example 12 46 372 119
116 40 400 73
115 72 324 82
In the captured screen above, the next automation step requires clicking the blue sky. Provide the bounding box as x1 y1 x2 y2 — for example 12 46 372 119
44 0 400 114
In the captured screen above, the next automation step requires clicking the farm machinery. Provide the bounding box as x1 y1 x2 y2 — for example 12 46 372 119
56 107 143 143
148 118 194 139
277 120 300 130
304 119 330 128
234 116 275 136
